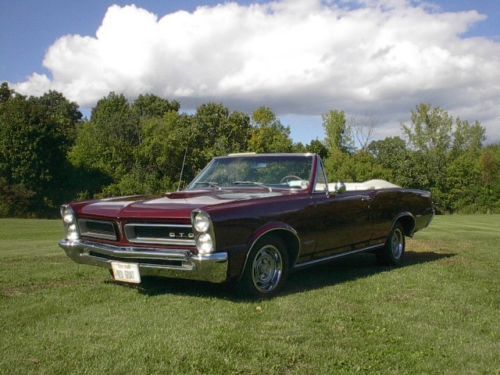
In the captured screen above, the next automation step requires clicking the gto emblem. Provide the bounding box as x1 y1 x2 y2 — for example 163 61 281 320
169 232 194 239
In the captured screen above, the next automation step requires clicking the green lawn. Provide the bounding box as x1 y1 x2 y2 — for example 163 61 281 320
1 216 499 374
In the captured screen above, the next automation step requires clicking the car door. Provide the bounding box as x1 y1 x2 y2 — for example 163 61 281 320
301 158 372 258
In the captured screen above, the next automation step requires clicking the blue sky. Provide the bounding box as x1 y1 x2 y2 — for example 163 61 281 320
1 0 499 143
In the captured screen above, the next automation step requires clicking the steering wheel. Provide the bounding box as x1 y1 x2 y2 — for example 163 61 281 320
280 175 303 183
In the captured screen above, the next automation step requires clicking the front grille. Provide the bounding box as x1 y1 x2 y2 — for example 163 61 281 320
78 219 117 240
124 223 195 246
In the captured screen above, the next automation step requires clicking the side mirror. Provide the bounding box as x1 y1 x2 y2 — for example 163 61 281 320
332 181 346 194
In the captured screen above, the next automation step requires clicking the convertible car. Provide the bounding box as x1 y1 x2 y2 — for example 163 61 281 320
59 153 433 297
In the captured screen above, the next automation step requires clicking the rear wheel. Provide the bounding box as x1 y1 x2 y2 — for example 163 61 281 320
238 236 289 298
376 223 405 266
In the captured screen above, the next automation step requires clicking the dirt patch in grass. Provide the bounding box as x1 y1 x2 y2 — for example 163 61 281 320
407 238 473 252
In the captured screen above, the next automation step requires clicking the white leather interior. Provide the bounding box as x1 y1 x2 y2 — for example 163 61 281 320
328 179 400 192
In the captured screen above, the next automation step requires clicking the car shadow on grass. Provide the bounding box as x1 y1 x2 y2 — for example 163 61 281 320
282 250 454 297
125 250 455 300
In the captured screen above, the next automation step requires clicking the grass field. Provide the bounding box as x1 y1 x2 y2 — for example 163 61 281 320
0 216 499 374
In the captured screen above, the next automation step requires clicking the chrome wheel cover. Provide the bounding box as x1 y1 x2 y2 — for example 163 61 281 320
391 228 404 259
251 244 283 293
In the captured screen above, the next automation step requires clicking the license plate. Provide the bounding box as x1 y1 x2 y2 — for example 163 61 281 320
111 262 141 284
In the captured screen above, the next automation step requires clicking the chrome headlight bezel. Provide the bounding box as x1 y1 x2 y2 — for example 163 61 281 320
191 209 216 254
196 233 214 254
193 211 211 233
60 204 79 241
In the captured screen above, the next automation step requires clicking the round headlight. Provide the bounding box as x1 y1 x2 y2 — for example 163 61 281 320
61 205 79 241
67 230 79 241
194 213 210 232
197 233 213 254
63 212 75 224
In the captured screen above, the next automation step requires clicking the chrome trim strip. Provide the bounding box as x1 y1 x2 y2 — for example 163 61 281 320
186 159 215 190
77 241 191 260
124 223 196 246
81 232 117 241
129 238 196 246
187 154 315 192
126 223 192 228
293 243 384 269
58 239 228 283
312 156 329 195
78 219 117 241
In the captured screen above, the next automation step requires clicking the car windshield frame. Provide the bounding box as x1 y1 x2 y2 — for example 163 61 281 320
186 154 315 191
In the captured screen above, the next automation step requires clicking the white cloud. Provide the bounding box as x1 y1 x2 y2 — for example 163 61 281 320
12 0 500 142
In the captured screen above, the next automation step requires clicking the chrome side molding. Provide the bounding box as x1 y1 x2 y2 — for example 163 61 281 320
294 243 384 269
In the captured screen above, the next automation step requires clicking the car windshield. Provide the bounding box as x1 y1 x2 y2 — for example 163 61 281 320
187 155 314 191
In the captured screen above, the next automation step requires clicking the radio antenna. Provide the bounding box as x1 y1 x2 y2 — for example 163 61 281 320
177 147 188 191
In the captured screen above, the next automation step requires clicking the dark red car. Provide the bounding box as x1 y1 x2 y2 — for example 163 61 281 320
59 153 433 297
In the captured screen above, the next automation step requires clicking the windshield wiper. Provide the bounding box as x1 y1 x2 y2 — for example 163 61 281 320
192 181 222 190
231 181 273 192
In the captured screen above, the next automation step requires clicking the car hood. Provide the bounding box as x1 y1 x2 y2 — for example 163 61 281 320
74 189 292 221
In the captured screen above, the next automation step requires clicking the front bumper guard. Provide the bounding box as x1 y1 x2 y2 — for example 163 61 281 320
58 239 228 283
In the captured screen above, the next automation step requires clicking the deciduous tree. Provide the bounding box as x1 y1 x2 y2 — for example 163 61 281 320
0 84 82 216
248 107 293 153
322 110 353 154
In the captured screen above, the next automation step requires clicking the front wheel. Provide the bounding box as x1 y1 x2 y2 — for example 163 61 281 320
376 223 406 266
238 236 289 298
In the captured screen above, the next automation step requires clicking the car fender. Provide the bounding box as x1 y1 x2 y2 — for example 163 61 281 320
392 211 416 236
238 222 301 280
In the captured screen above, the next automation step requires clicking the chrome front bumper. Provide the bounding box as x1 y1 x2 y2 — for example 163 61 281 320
58 239 228 283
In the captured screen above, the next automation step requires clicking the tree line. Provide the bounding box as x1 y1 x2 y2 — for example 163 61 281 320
0 82 498 217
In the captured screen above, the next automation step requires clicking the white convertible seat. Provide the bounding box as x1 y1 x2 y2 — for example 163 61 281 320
328 179 401 192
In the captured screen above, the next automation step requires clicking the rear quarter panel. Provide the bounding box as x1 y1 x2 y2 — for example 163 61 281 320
370 188 433 241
